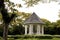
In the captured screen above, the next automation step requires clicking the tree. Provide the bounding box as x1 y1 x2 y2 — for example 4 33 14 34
0 24 3 37
23 0 41 7
56 20 60 27
0 0 31 40
9 23 25 35
0 0 16 40
23 0 60 7
41 18 60 35
41 18 54 34
1 0 59 40
9 12 31 26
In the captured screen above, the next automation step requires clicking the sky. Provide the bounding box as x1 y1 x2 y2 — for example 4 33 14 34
10 0 60 22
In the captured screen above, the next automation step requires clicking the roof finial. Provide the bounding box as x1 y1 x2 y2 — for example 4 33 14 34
33 12 35 14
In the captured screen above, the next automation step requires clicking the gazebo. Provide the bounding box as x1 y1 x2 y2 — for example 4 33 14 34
23 12 44 35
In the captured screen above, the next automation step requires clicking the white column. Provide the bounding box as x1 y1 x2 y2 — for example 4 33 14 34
29 24 33 35
25 25 28 35
37 25 40 34
42 25 44 35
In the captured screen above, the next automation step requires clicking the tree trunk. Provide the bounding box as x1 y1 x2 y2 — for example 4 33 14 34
0 0 15 40
3 23 9 40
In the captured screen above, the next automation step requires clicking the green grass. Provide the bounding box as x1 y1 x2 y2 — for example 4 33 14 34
52 38 60 40
0 38 60 40
7 38 60 40
15 38 60 40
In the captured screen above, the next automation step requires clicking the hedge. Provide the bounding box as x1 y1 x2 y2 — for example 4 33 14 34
8 35 53 39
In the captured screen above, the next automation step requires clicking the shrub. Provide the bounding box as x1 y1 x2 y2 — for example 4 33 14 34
8 35 53 39
53 35 60 38
8 38 14 40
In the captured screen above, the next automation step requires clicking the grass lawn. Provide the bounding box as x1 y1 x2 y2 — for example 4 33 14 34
7 38 60 40
0 38 60 40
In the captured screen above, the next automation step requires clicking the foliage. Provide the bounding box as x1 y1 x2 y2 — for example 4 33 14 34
23 0 41 7
4 1 22 13
0 37 59 40
0 11 31 36
23 0 60 7
41 18 51 27
8 38 14 40
0 24 3 37
10 12 31 25
0 35 60 40
0 0 18 40
41 18 60 35
8 35 53 39
8 23 25 35
58 10 60 18
7 35 60 40
0 0 60 38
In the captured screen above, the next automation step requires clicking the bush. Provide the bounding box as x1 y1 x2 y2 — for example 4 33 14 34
8 35 53 39
8 24 25 35
53 35 60 38
8 38 14 40
33 35 53 39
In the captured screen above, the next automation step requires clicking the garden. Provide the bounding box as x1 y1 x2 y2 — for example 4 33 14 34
0 0 60 40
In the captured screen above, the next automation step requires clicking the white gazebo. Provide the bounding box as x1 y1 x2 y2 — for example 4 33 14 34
23 12 44 35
